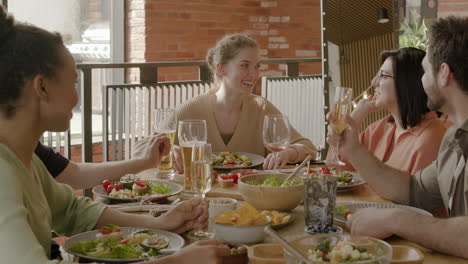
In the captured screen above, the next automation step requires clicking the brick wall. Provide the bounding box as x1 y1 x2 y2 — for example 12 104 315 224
438 0 468 17
126 0 323 83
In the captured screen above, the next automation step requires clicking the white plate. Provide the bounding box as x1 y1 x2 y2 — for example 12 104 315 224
92 181 183 202
336 172 366 192
334 201 432 224
63 227 184 263
212 152 264 170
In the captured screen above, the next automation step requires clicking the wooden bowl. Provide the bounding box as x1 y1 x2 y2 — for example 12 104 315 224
391 245 424 264
248 243 286 264
238 173 304 211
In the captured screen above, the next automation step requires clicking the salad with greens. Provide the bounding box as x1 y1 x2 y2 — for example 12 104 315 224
246 174 302 187
212 152 253 167
101 175 173 199
307 239 377 263
68 225 168 259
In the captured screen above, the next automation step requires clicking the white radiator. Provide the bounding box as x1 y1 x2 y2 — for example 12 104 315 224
105 82 211 160
261 76 326 148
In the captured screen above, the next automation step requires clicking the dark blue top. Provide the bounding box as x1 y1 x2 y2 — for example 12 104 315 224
34 142 70 178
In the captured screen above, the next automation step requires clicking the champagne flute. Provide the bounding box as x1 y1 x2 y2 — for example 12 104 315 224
178 120 207 193
188 143 214 240
152 108 177 180
263 114 291 169
327 87 353 165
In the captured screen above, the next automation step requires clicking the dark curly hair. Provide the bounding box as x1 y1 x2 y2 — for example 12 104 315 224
0 5 65 118
381 47 428 129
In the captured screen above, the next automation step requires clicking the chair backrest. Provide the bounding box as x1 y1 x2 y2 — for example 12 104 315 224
40 131 72 159
261 75 327 150
102 81 212 161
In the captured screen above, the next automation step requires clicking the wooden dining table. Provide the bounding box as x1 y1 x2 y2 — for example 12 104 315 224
136 169 468 264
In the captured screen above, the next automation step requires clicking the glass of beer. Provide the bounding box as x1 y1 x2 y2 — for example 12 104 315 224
178 120 207 192
188 142 214 240
327 87 353 165
152 108 177 180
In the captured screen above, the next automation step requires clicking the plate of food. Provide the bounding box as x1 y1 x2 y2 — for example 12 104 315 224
334 201 432 224
308 167 366 192
64 225 184 263
93 174 183 202
212 152 264 170
332 169 366 192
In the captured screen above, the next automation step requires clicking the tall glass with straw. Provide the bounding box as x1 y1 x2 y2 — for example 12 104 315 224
187 142 214 240
327 87 353 165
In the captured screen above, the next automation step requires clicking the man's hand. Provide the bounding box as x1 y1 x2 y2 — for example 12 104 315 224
131 134 171 170
172 145 184 172
326 114 362 161
154 199 208 234
158 240 230 264
346 208 397 239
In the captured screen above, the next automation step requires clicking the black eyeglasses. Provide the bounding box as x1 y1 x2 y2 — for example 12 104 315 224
377 71 394 80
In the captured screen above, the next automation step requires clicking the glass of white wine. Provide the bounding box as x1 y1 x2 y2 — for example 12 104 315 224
327 87 353 165
187 142 214 240
152 108 177 180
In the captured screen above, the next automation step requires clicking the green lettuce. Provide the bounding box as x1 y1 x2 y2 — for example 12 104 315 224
151 183 172 194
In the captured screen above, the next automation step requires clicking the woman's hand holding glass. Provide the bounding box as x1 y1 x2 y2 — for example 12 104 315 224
262 114 291 170
326 87 353 165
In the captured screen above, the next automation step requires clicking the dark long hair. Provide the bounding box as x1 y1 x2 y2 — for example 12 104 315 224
382 47 428 129
0 5 65 118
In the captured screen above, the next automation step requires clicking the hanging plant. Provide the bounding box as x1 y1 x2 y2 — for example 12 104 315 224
399 9 429 50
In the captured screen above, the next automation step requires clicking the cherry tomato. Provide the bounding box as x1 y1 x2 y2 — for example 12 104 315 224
220 174 231 180
134 181 146 188
225 157 236 164
102 180 112 190
114 184 123 191
106 184 115 193
228 173 239 184
345 211 353 220
119 239 129 245
98 229 112 235
319 167 331 175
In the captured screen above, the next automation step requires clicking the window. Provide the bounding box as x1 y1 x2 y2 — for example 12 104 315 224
7 0 124 150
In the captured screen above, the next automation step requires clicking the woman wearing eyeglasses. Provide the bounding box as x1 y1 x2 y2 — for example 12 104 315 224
326 47 447 175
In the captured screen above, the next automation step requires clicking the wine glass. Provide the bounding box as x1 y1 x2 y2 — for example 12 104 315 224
178 120 207 192
187 143 214 240
327 87 353 165
263 114 291 169
152 108 177 180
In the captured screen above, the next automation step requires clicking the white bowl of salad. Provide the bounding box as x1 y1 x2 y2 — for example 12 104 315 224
284 234 392 264
238 173 304 211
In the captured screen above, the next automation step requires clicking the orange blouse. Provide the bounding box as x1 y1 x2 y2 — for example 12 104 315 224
328 112 447 174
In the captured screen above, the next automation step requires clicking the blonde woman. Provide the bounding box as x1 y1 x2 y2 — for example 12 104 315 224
173 34 316 170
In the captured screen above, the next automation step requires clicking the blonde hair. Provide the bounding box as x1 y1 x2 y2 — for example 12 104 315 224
206 33 258 83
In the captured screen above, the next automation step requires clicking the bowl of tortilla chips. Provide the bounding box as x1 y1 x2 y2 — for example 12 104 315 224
213 203 271 244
